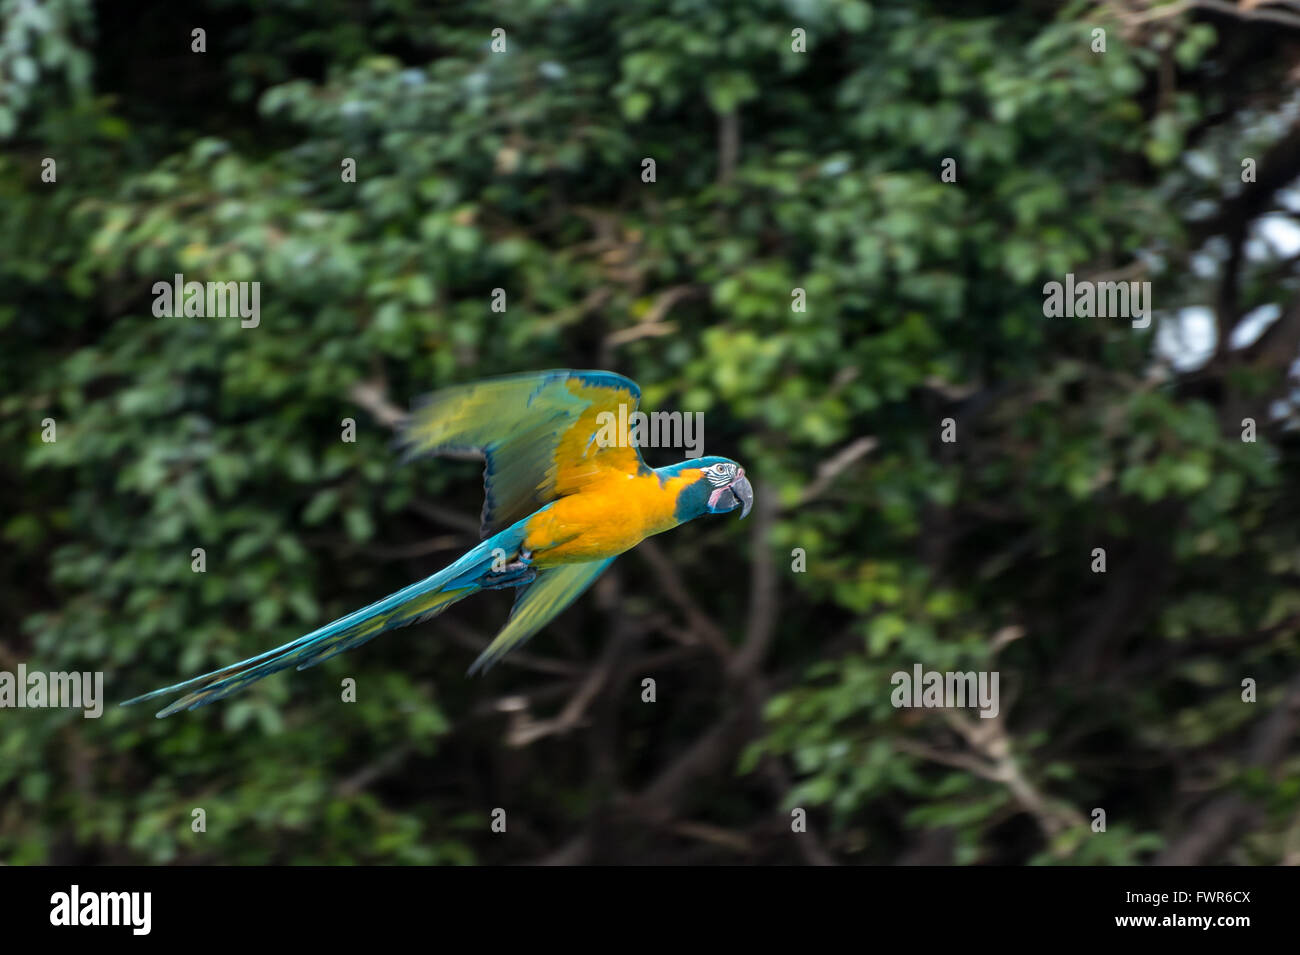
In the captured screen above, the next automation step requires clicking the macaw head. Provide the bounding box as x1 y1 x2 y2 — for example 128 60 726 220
661 456 754 522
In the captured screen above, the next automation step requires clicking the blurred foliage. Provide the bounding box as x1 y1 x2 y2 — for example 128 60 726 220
3 0 1300 864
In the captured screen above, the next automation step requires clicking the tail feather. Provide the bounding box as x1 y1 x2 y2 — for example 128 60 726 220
123 526 526 717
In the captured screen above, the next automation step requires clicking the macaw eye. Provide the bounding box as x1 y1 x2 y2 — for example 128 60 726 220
705 463 734 485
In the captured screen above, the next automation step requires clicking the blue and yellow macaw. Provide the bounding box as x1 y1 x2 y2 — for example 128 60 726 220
123 370 752 717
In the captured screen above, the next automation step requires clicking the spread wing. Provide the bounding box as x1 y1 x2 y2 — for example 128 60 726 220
399 370 648 537
467 558 616 675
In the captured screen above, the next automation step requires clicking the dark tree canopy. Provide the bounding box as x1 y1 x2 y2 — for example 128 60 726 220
3 0 1300 865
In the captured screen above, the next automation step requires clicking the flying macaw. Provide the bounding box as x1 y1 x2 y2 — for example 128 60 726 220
123 370 753 717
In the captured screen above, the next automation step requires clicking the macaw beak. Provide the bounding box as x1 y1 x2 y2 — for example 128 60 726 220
707 469 753 519
730 473 753 520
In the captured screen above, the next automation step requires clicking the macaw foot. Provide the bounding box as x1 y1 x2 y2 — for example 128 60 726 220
481 549 537 590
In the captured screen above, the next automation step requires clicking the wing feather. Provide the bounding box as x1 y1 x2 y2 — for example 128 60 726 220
400 370 646 537
466 559 616 675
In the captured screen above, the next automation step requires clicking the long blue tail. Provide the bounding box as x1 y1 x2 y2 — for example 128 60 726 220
122 525 528 717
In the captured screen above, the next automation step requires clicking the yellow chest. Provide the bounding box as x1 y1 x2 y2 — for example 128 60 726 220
524 469 699 566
